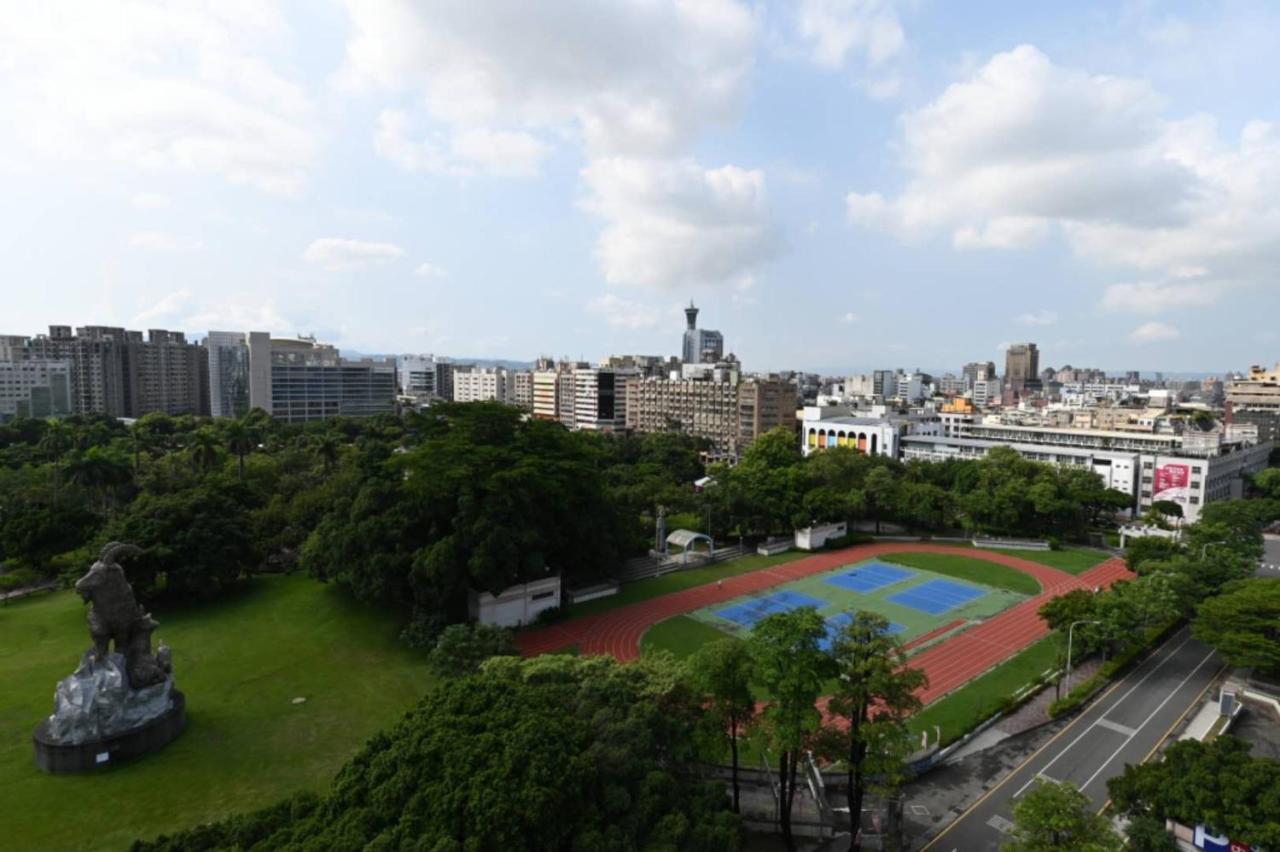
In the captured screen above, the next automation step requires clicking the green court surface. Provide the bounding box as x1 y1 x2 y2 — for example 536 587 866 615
985 547 1110 575
682 557 1025 650
878 552 1042 596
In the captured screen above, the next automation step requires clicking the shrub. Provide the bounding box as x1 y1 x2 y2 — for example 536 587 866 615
0 567 42 593
823 532 873 550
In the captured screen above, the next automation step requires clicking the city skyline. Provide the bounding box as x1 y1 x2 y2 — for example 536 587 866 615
3 2 1279 372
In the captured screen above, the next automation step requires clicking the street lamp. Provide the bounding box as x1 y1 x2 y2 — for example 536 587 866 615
1065 619 1102 694
1199 540 1227 560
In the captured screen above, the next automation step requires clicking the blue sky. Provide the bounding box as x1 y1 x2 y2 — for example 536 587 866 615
2 1 1277 374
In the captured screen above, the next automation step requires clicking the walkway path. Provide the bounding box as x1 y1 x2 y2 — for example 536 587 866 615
515 543 1132 707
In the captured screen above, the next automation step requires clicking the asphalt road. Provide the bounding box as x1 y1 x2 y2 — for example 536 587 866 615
1259 534 1280 577
922 626 1223 851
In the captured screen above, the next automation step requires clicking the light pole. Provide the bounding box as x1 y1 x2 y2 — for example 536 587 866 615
1065 619 1102 694
1199 540 1226 560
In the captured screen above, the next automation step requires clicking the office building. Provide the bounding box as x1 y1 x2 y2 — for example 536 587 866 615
1226 363 1280 442
396 354 437 400
264 337 396 423
681 302 724 364
206 331 252 418
573 367 627 431
0 359 73 420
452 366 515 404
1004 343 1040 395
626 374 795 455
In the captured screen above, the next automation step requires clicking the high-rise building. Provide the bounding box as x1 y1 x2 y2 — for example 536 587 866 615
1004 343 1040 395
962 361 997 389
681 302 724 364
573 367 625 431
23 325 128 415
206 331 251 418
511 370 534 410
123 329 208 416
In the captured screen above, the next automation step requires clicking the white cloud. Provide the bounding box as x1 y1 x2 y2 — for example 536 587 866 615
585 294 663 329
130 192 169 209
339 0 754 159
1015 309 1058 326
374 110 548 178
841 311 858 324
414 262 448 278
128 231 203 252
845 44 1280 301
129 289 292 334
1101 280 1221 313
1129 321 1181 343
581 157 781 290
302 238 404 270
796 0 904 69
0 2 318 194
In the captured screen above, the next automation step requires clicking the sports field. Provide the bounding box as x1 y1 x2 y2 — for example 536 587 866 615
686 557 1024 650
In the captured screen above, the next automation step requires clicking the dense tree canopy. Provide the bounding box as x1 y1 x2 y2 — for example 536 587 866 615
1193 579 1280 673
134 655 742 852
1108 737 1280 848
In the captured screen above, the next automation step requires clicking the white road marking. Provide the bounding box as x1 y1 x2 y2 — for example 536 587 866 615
1075 649 1218 794
1013 632 1194 798
1095 718 1138 737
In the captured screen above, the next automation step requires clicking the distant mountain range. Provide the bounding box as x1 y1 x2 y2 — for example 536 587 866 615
340 351 535 371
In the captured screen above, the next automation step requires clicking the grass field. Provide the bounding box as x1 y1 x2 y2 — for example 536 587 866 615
0 575 435 851
909 635 1060 745
566 550 809 618
879 552 1042 596
985 547 1110 575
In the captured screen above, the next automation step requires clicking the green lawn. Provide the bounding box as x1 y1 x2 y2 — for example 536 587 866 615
0 575 435 851
880 552 1042 596
641 615 738 658
565 550 810 618
985 547 1111 575
909 635 1059 745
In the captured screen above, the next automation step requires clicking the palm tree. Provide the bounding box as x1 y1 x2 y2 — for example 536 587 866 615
65 447 133 515
312 432 341 473
37 420 73 506
187 427 221 474
224 419 255 482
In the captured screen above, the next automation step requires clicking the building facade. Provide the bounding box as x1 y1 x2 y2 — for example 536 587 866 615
681 302 724 364
0 359 73 420
1004 343 1040 395
1226 363 1280 442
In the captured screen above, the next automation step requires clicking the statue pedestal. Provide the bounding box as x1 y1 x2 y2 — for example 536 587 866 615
33 690 185 773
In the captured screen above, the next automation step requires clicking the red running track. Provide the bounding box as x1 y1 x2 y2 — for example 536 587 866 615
515 543 1133 707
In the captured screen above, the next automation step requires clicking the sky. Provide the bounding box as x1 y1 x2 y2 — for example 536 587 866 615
2 0 1278 375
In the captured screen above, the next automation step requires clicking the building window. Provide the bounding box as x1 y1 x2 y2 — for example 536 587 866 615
1192 466 1202 474
1141 490 1151 498
1189 496 1200 505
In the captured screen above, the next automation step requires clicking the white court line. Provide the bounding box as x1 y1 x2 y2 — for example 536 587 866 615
1075 649 1218 794
1013 631 1194 798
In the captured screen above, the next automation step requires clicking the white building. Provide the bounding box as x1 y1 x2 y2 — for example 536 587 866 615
469 576 561 628
573 367 627 431
452 366 514 404
396 354 437 398
0 359 72 419
800 406 901 458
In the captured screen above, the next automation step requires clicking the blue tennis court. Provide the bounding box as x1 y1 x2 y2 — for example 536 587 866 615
824 561 915 594
819 612 905 651
887 579 985 615
717 590 827 628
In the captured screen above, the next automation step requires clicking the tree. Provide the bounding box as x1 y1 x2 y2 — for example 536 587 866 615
1108 737 1280 849
1192 579 1280 674
426 622 516 678
223 419 255 482
750 608 834 852
64 445 133 515
689 639 757 813
863 466 897 534
824 611 926 851
1125 536 1183 573
1038 589 1100 698
133 655 742 851
1151 500 1183 520
105 480 257 601
310 431 341 473
37 419 72 506
1252 467 1280 499
186 427 221 474
1003 779 1121 851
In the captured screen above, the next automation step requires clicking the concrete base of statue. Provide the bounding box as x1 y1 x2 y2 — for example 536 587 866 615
32 651 186 773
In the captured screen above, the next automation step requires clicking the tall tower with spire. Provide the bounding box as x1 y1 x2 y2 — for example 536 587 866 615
681 301 724 364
